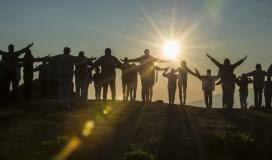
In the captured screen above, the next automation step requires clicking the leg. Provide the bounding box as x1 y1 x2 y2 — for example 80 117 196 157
109 79 116 101
178 82 183 105
209 91 213 108
204 91 209 108
254 88 258 108
102 82 108 100
182 82 187 105
149 86 153 102
259 89 263 107
122 79 126 100
75 76 81 99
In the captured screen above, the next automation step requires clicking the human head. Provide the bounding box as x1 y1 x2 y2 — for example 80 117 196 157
255 63 262 70
181 60 187 68
124 57 128 63
105 48 111 56
170 68 175 73
241 74 247 79
78 51 84 57
8 44 14 53
206 69 211 76
223 58 231 66
63 47 71 55
144 49 150 55
95 67 100 73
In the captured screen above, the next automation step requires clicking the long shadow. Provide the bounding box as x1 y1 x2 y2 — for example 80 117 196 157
71 103 143 160
158 104 195 160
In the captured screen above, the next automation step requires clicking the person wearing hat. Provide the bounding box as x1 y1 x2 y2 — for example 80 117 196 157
54 47 79 108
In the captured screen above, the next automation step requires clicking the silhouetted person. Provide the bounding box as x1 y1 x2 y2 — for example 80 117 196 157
207 54 247 109
0 59 7 100
0 43 33 100
93 48 122 101
92 67 102 100
193 69 219 108
128 49 170 103
75 51 95 101
127 63 139 101
235 74 253 109
268 64 272 75
264 76 272 108
47 55 58 99
245 64 268 108
163 68 178 104
34 60 49 99
54 47 80 108
175 60 195 105
120 57 131 101
18 49 45 99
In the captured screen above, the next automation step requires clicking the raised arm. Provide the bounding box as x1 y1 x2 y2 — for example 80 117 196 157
193 68 201 79
206 54 222 68
186 66 198 77
162 70 168 77
232 55 247 68
14 43 34 57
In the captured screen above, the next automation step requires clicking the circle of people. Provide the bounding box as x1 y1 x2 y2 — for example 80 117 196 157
0 43 271 109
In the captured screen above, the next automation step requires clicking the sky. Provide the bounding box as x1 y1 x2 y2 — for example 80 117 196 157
0 0 272 103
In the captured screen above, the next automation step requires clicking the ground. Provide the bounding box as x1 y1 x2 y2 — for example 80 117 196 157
1 101 272 160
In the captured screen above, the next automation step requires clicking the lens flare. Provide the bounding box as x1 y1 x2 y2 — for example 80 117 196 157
82 120 95 137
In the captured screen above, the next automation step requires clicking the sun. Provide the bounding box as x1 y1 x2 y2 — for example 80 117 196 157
162 40 182 59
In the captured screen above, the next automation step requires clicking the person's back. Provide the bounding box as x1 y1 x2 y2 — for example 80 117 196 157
75 54 90 77
96 54 120 78
57 54 76 76
236 76 252 92
166 72 178 89
48 56 58 81
251 70 267 89
201 76 217 92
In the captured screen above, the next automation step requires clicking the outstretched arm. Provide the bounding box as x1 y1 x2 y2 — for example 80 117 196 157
0 50 7 56
155 66 169 71
127 56 143 63
14 43 34 57
206 54 222 68
186 66 198 77
232 55 247 68
244 70 254 77
154 57 171 63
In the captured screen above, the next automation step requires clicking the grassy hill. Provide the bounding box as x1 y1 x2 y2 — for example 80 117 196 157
1 101 272 160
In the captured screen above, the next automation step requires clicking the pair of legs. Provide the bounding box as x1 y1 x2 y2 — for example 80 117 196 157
23 72 33 99
141 79 153 102
254 88 263 108
58 76 73 107
6 70 19 100
75 75 89 101
94 86 102 100
222 83 235 110
265 93 272 108
204 90 213 108
239 91 248 109
128 81 137 101
48 80 58 100
122 79 128 100
168 87 176 104
178 80 187 105
102 78 116 101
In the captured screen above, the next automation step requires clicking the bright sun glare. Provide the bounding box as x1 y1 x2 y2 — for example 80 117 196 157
162 40 182 59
